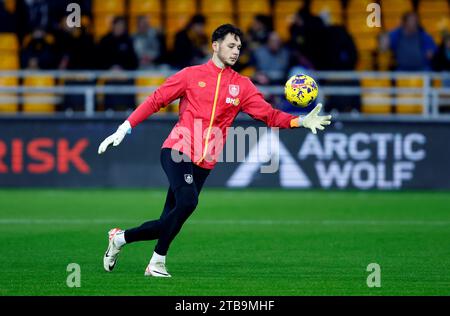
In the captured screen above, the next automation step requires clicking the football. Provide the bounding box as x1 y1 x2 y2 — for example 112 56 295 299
284 74 319 107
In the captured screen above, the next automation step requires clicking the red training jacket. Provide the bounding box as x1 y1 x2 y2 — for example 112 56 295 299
127 59 298 169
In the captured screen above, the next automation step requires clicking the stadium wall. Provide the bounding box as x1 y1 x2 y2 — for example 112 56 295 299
0 117 449 190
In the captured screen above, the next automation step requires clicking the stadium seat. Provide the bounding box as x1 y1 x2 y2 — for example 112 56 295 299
205 14 235 36
274 0 305 15
129 0 161 15
23 76 56 113
346 0 375 14
200 0 233 14
238 15 255 33
347 16 381 36
311 0 343 25
395 77 423 114
377 50 392 71
135 76 168 113
0 76 18 113
356 50 375 70
0 53 19 70
352 34 378 51
93 0 125 14
93 14 116 41
380 0 413 31
418 0 449 17
379 0 413 14
4 0 15 13
166 0 197 15
165 14 193 50
273 0 305 41
128 0 162 33
0 33 19 53
383 15 402 31
421 15 449 45
361 78 392 114
236 0 271 31
237 0 271 15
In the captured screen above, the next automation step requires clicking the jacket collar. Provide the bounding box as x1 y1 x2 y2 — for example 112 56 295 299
207 59 229 74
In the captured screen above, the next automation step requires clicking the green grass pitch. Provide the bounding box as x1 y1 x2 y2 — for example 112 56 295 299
0 189 449 296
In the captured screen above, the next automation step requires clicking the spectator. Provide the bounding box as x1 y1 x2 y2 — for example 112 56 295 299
21 28 58 69
172 14 209 68
380 12 437 71
251 32 290 85
246 14 272 51
54 15 96 70
433 33 450 88
288 4 328 70
234 14 273 72
324 25 358 70
0 1 16 32
16 0 51 39
97 16 138 70
132 16 164 69
433 33 450 71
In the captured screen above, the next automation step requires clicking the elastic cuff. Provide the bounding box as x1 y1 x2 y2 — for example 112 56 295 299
290 118 300 128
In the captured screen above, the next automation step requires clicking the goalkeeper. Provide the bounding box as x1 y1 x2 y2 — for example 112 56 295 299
98 24 331 278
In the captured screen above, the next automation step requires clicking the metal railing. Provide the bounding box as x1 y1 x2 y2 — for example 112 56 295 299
0 70 449 118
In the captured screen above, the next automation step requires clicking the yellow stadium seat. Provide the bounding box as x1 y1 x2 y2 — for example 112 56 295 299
0 53 19 69
418 0 449 17
237 0 271 14
166 0 197 15
396 77 423 114
311 0 343 25
0 76 18 113
347 0 376 14
274 0 305 15
379 0 412 13
347 16 382 36
239 66 256 78
0 33 19 53
377 50 392 70
273 0 305 40
129 14 162 34
165 14 193 50
93 0 125 14
238 15 256 32
205 14 235 35
274 14 297 42
135 76 168 112
421 15 449 35
383 14 402 31
356 50 375 70
4 0 15 13
93 14 116 41
361 78 392 114
353 35 378 51
23 76 56 113
200 0 233 14
129 0 161 15
433 78 442 88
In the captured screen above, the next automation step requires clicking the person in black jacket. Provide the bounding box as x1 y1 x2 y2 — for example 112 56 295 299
97 16 138 70
172 14 209 69
433 33 450 72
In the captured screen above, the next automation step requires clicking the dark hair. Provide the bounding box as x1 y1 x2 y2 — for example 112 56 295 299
189 14 206 27
211 24 243 43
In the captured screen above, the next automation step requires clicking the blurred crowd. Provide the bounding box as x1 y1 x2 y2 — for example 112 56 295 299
0 0 448 78
0 0 449 115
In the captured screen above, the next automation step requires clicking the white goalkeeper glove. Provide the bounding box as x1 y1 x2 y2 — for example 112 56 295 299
98 120 132 154
300 103 332 134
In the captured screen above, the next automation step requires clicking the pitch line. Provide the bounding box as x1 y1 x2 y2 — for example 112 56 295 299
0 218 449 226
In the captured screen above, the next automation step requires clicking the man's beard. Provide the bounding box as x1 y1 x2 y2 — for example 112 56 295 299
218 51 236 67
